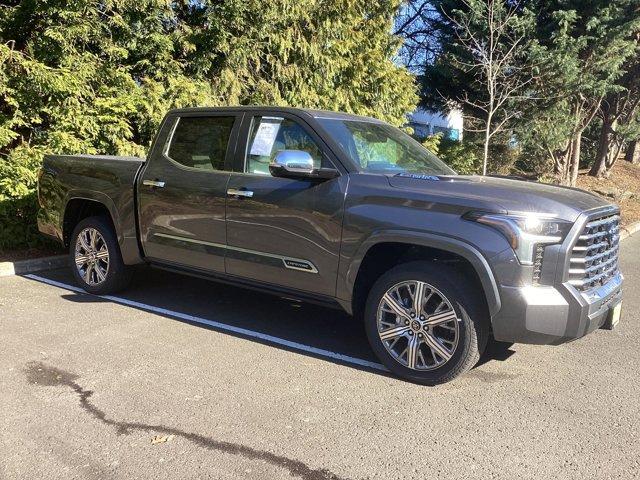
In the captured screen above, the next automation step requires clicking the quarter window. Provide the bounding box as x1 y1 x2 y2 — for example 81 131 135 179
245 116 326 175
167 116 235 171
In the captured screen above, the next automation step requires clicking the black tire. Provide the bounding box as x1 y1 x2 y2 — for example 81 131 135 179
364 261 489 385
70 215 133 294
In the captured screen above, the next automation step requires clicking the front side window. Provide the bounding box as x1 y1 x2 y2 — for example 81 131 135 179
317 118 456 175
245 116 325 175
167 116 235 171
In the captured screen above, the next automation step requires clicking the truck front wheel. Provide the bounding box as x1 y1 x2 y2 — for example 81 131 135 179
70 216 132 294
364 261 489 385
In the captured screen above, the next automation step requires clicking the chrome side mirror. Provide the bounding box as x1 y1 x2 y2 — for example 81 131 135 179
269 150 340 180
270 150 315 176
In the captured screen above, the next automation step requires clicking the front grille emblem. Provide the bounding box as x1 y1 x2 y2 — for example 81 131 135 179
606 227 616 247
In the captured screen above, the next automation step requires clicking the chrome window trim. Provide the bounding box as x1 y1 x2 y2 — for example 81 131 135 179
163 116 181 159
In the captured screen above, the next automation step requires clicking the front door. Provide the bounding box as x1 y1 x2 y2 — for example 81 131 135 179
225 113 347 297
137 112 242 273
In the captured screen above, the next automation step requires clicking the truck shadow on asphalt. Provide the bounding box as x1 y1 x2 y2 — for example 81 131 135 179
24 361 349 480
28 266 517 382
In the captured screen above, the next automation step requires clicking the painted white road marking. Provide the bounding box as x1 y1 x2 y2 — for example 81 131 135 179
24 274 387 372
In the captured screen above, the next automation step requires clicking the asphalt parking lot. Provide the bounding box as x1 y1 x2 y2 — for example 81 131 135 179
1 236 639 480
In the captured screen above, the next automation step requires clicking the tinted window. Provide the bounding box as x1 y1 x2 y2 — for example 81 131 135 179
245 116 326 175
167 116 235 171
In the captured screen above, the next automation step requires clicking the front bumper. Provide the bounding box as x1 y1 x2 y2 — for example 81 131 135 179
491 272 623 345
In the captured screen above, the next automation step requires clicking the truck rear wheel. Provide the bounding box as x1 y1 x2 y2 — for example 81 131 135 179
70 216 132 294
364 261 489 385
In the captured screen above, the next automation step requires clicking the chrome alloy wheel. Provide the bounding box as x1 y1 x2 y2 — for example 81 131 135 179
377 280 460 371
75 227 110 286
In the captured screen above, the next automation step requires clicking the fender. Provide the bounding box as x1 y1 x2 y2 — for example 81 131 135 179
63 190 143 265
341 229 502 317
64 190 120 238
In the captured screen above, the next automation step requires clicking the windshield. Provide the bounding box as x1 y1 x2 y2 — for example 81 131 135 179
317 118 456 175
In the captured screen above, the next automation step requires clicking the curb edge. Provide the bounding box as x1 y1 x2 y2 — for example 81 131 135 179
620 220 640 240
0 254 67 278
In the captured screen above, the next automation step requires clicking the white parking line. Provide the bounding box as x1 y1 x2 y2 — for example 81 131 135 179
24 274 387 372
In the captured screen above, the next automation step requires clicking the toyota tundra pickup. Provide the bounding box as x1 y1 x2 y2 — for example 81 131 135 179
37 106 624 384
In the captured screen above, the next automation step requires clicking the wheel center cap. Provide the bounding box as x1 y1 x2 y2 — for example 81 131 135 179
410 320 421 332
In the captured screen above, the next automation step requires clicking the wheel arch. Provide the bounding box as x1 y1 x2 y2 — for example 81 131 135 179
62 194 119 247
346 231 501 319
61 190 143 265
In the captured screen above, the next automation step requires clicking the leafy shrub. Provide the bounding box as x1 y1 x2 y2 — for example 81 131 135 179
0 143 54 251
0 192 53 251
0 1 418 251
422 134 481 174
485 143 521 175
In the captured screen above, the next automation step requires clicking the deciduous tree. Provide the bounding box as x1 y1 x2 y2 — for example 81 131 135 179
423 0 535 175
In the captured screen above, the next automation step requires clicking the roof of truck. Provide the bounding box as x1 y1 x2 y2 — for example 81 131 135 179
166 106 385 123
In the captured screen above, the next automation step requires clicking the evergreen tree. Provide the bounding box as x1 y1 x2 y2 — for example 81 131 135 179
0 0 416 249
183 0 417 126
589 38 640 177
527 0 639 185
417 0 640 185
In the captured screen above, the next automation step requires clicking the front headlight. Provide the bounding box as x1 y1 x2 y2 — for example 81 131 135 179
464 211 573 265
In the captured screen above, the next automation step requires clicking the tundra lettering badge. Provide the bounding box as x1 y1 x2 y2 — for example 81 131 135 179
283 258 318 273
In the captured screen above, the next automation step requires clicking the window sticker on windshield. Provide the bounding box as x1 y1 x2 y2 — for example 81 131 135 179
250 118 282 156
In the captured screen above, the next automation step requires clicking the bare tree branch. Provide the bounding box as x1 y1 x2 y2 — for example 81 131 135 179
443 0 532 174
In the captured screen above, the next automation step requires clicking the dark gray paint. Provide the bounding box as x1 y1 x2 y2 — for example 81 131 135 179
136 111 243 273
387 174 607 222
37 154 144 265
37 106 621 345
225 111 347 296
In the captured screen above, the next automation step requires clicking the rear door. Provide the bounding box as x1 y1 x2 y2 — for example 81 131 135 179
225 112 348 297
137 111 242 273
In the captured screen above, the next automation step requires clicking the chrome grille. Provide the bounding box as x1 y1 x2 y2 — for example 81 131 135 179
568 213 620 291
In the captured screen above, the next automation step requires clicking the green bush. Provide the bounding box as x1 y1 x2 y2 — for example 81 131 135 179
0 1 418 251
422 134 482 174
0 192 52 251
0 144 52 251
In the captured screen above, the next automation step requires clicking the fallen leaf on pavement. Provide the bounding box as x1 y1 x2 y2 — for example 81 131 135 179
151 435 174 445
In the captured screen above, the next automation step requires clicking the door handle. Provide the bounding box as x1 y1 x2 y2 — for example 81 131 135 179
227 188 254 198
143 179 165 188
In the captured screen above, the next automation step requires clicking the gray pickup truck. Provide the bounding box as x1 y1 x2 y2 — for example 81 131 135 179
37 106 623 384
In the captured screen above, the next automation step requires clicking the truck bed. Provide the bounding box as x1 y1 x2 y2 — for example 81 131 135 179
37 154 146 264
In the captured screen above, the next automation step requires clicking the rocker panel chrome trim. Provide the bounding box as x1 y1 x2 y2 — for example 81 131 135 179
153 233 319 274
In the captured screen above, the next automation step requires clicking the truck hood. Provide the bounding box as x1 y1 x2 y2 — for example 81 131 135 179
386 174 614 222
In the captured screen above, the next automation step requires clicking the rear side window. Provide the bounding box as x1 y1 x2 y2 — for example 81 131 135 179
167 116 235 171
